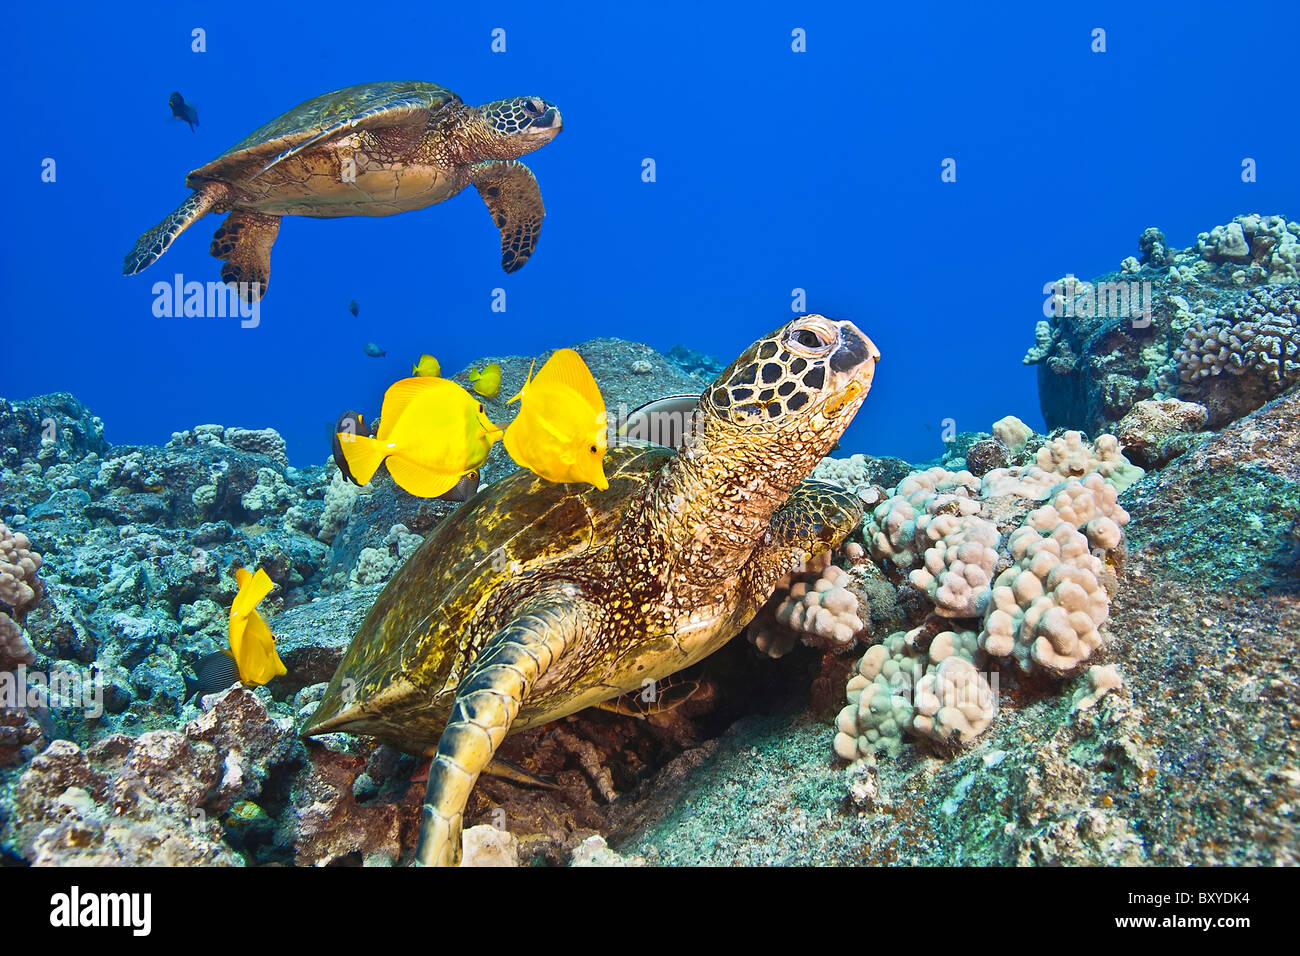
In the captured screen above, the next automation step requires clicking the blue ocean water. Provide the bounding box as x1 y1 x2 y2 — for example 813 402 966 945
3 1 1296 466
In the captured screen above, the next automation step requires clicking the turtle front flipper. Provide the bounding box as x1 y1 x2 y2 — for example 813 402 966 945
209 211 282 302
416 599 581 867
768 479 865 560
741 479 865 612
123 181 228 275
469 160 545 273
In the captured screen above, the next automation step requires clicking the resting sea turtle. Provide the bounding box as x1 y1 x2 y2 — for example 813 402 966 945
124 81 562 300
303 314 881 865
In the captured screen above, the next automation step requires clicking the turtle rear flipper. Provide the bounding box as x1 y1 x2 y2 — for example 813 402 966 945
209 210 281 302
470 160 545 273
123 181 227 275
415 599 582 867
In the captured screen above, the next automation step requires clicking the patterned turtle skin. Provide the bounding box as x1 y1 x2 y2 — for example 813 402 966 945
123 81 562 298
302 314 882 866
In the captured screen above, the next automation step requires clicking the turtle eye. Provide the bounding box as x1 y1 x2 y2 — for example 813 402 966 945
525 98 544 116
790 328 826 349
784 319 837 358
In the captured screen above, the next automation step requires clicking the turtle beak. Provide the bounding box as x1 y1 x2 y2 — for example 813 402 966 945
831 322 880 389
531 106 562 132
821 322 880 417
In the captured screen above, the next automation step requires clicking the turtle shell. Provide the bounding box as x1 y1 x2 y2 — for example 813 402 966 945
186 81 460 187
305 442 674 749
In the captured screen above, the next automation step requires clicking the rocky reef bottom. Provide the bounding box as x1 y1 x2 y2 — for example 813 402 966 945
1 336 1296 867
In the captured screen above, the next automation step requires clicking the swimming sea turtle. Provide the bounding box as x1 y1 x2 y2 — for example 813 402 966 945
303 314 881 865
124 81 562 300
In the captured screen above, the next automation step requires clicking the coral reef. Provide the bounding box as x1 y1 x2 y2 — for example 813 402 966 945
0 522 42 670
663 344 725 384
748 554 865 658
1171 286 1300 427
832 428 1136 762
812 453 917 502
0 688 298 865
0 323 1296 868
601 387 1299 866
1025 214 1299 435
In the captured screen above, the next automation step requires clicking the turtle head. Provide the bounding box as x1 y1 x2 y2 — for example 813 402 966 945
694 315 881 488
472 96 563 159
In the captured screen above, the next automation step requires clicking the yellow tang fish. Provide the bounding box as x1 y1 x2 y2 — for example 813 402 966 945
412 354 441 377
504 348 608 490
337 377 503 498
228 567 287 687
467 362 502 398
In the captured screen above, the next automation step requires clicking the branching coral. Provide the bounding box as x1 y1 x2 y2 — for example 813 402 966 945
982 430 1144 499
1175 283 1294 411
0 522 43 614
908 513 1000 617
992 415 1033 454
1 522 43 669
833 625 997 758
835 432 1137 760
980 521 1111 674
865 467 982 567
349 524 424 588
912 655 997 745
834 632 923 758
748 554 865 658
319 470 360 545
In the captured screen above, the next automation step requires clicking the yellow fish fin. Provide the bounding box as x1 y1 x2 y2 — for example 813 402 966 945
385 456 462 499
534 349 604 412
378 377 440 437
468 367 482 382
336 432 388 486
231 567 273 619
507 358 536 405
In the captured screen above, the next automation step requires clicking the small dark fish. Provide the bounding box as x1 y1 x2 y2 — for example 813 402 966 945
185 649 239 699
363 342 386 358
332 410 372 485
168 92 199 132
616 393 702 450
348 299 359 317
440 470 479 502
